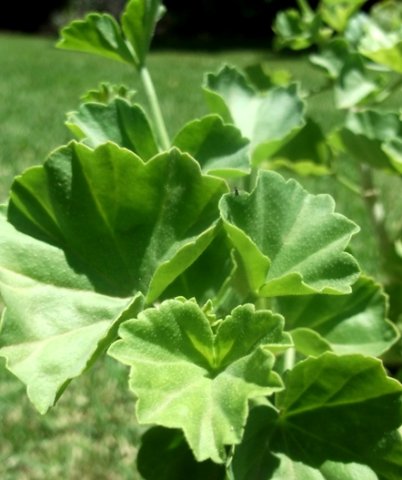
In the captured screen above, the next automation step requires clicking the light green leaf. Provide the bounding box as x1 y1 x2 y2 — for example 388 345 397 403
359 19 402 74
0 206 144 413
339 110 402 171
319 0 368 32
311 39 382 108
57 13 136 66
66 98 159 160
232 405 379 479
272 353 402 465
382 137 402 175
80 82 136 105
121 0 165 68
290 328 332 357
7 142 228 303
219 170 360 297
203 66 306 164
275 276 399 356
137 427 225 480
108 299 290 463
173 114 250 178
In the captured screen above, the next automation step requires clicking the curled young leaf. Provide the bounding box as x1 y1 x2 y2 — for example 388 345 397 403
108 299 291 463
220 170 360 297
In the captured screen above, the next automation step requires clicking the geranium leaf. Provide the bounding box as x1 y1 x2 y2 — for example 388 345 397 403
289 328 332 357
173 114 250 178
66 98 159 160
232 405 379 480
272 353 402 465
339 110 402 171
319 0 368 32
0 206 144 413
137 427 225 480
80 82 137 104
108 299 290 463
219 170 360 297
121 0 165 68
57 13 136 66
203 66 305 164
7 142 228 303
275 276 399 356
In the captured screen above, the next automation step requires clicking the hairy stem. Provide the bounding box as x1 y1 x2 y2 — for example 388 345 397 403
284 347 296 371
139 66 170 150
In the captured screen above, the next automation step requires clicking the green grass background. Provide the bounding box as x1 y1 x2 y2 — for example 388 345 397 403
1 33 402 479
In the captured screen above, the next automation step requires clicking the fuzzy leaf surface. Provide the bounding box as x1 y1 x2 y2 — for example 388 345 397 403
0 206 143 413
7 142 227 303
121 0 165 68
57 13 136 66
220 170 360 297
203 66 305 164
173 114 250 178
66 98 159 160
275 276 399 356
108 299 290 463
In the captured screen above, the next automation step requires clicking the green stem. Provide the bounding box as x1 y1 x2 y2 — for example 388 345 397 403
284 347 296 371
139 66 170 150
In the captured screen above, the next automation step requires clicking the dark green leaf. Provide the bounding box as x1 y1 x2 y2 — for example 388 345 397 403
108 299 290 463
66 98 159 160
173 114 250 178
219 170 360 297
137 427 225 480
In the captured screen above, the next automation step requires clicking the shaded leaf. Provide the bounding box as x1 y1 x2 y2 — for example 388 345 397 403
272 353 402 465
203 66 305 164
233 404 379 479
108 299 290 463
121 0 165 68
57 13 136 66
275 276 399 356
66 98 159 160
173 114 250 178
137 427 225 480
7 142 228 303
219 170 360 297
0 206 144 413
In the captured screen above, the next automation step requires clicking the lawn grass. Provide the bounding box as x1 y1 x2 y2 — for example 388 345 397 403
1 32 402 479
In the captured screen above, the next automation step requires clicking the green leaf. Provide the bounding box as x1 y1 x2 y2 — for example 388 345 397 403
233 404 379 479
219 170 360 297
359 19 402 74
262 117 332 176
203 66 306 164
339 110 402 171
172 114 250 178
7 142 228 303
272 353 402 465
0 206 144 413
121 0 165 68
57 13 136 66
275 276 399 356
66 98 159 160
319 0 368 32
290 328 332 357
108 299 290 463
80 82 136 105
310 39 382 108
137 427 225 480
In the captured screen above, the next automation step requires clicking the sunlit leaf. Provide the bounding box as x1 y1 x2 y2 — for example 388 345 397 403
109 299 290 463
319 0 368 32
0 206 144 413
57 13 136 66
66 98 159 159
219 170 360 297
203 66 305 164
121 0 165 68
173 114 250 178
275 276 399 356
